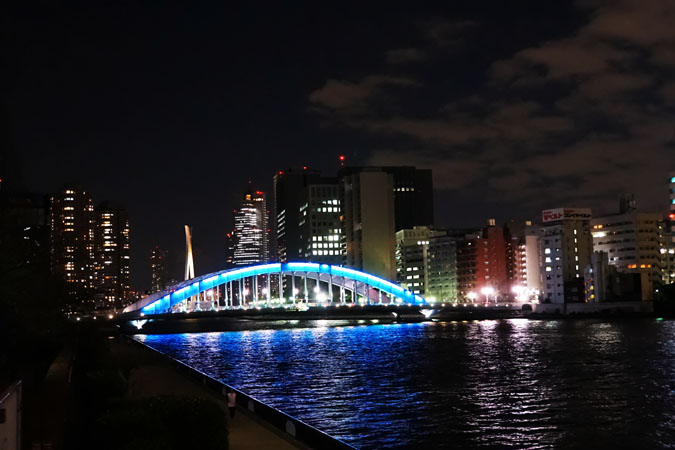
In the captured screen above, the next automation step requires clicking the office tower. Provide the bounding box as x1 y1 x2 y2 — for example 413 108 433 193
92 202 130 307
224 230 235 268
339 166 433 231
456 220 509 301
150 246 168 292
396 226 457 301
273 168 327 262
539 208 593 303
342 168 396 280
591 197 661 300
49 186 94 302
233 189 269 266
298 181 344 265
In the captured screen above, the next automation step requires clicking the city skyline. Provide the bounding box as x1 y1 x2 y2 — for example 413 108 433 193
3 1 675 287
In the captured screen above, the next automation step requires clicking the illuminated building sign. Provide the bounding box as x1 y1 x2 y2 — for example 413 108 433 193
542 208 592 223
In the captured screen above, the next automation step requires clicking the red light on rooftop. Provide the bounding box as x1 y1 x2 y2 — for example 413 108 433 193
256 190 263 195
278 171 283 175
339 155 345 161
670 213 675 220
303 166 308 170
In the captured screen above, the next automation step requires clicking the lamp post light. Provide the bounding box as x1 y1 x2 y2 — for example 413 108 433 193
480 286 495 306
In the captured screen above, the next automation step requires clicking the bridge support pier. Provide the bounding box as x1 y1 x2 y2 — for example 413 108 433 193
266 275 271 307
329 275 333 305
239 278 244 308
291 273 296 305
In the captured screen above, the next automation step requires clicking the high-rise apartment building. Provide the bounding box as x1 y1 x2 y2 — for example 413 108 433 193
92 202 130 307
661 219 675 284
298 181 344 265
233 189 269 266
341 168 396 280
0 192 49 271
591 198 661 299
539 208 593 303
49 187 94 302
456 220 510 300
662 171 675 284
339 166 433 231
150 246 168 293
396 226 457 301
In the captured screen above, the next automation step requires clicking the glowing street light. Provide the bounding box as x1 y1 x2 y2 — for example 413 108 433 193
467 291 477 303
480 286 495 305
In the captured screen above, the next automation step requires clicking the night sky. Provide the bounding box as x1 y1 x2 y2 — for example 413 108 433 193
3 1 674 288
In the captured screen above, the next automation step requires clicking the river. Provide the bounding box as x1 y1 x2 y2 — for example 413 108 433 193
136 319 675 449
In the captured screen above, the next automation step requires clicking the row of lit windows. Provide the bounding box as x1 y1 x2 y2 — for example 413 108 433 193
312 250 340 256
313 242 340 249
313 234 340 242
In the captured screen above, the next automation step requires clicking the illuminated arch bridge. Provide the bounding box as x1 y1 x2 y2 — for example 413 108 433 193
124 262 427 315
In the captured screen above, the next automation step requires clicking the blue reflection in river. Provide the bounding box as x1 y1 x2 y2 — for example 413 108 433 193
138 319 675 449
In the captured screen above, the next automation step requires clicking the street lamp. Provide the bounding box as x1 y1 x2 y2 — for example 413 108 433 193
480 286 495 306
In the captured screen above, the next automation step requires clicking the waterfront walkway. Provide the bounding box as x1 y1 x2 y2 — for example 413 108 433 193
113 338 302 450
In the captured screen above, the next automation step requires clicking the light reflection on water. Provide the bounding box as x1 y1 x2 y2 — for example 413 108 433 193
138 319 675 449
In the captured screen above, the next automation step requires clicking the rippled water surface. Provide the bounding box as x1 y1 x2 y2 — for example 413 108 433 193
137 319 675 449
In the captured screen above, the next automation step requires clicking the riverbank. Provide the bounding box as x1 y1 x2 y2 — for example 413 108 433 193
113 336 303 450
111 301 667 335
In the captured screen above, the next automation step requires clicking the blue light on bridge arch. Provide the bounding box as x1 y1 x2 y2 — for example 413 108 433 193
137 262 426 315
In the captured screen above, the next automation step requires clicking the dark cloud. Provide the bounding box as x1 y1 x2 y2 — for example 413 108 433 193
308 0 675 217
385 48 428 64
309 76 418 114
418 18 478 47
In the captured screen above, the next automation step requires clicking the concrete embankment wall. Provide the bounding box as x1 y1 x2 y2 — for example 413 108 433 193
533 301 653 315
124 336 356 450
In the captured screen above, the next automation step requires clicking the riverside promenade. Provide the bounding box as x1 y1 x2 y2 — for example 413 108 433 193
114 337 303 450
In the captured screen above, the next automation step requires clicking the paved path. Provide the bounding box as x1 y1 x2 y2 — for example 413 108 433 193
113 338 301 450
